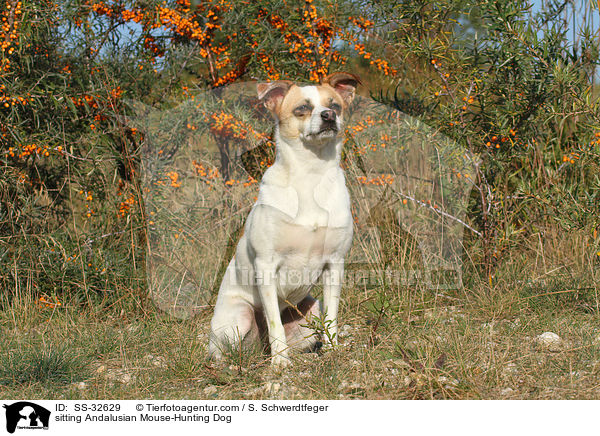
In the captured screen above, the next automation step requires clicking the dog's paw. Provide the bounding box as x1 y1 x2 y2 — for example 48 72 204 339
271 354 291 369
319 336 338 353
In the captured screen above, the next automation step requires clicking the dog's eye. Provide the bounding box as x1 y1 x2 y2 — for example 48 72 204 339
293 104 312 117
330 103 342 113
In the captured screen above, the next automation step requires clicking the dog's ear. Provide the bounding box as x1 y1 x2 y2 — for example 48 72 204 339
257 80 294 114
322 72 361 106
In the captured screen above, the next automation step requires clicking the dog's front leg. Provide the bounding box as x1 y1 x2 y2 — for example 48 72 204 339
322 260 344 346
255 259 290 367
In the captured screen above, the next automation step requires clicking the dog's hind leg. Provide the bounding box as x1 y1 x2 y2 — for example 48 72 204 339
209 296 260 361
281 295 322 353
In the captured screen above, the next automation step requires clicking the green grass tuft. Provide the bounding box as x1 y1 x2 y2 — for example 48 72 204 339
0 345 89 387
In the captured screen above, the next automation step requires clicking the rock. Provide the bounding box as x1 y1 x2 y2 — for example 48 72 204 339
390 359 411 369
153 358 167 368
437 376 458 389
264 381 281 395
243 386 264 397
227 364 248 373
299 353 318 363
145 354 167 368
338 381 362 392
203 385 218 396
500 387 514 396
338 325 354 338
119 373 133 384
76 382 87 390
534 332 563 352
424 309 435 320
408 373 426 388
502 362 518 377
126 324 140 333
104 369 135 384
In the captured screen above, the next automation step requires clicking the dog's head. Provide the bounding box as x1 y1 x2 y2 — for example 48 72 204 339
257 72 360 148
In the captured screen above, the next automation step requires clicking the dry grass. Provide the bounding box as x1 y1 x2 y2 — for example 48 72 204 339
2 228 600 400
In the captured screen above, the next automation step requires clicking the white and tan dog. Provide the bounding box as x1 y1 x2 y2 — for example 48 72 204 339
208 73 359 367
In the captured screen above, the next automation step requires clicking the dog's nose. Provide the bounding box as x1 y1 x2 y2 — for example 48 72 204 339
321 109 336 122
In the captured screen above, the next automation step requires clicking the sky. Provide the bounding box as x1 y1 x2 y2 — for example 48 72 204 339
530 0 600 44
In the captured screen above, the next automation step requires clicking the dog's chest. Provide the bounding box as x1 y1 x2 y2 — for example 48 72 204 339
271 168 352 267
258 165 351 225
274 221 351 261
254 164 351 256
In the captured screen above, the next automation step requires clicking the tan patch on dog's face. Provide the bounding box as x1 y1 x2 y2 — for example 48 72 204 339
276 85 345 145
316 84 346 111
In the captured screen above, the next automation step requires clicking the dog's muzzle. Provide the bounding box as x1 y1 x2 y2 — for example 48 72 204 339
316 109 338 135
321 109 336 122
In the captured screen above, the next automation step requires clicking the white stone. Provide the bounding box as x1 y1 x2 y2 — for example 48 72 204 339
152 356 167 368
264 381 281 395
338 381 361 392
503 362 518 376
119 373 133 384
203 385 218 395
338 325 354 338
437 376 458 389
228 364 247 373
535 332 562 351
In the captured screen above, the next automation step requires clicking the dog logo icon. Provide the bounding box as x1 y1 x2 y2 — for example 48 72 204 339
3 402 50 434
